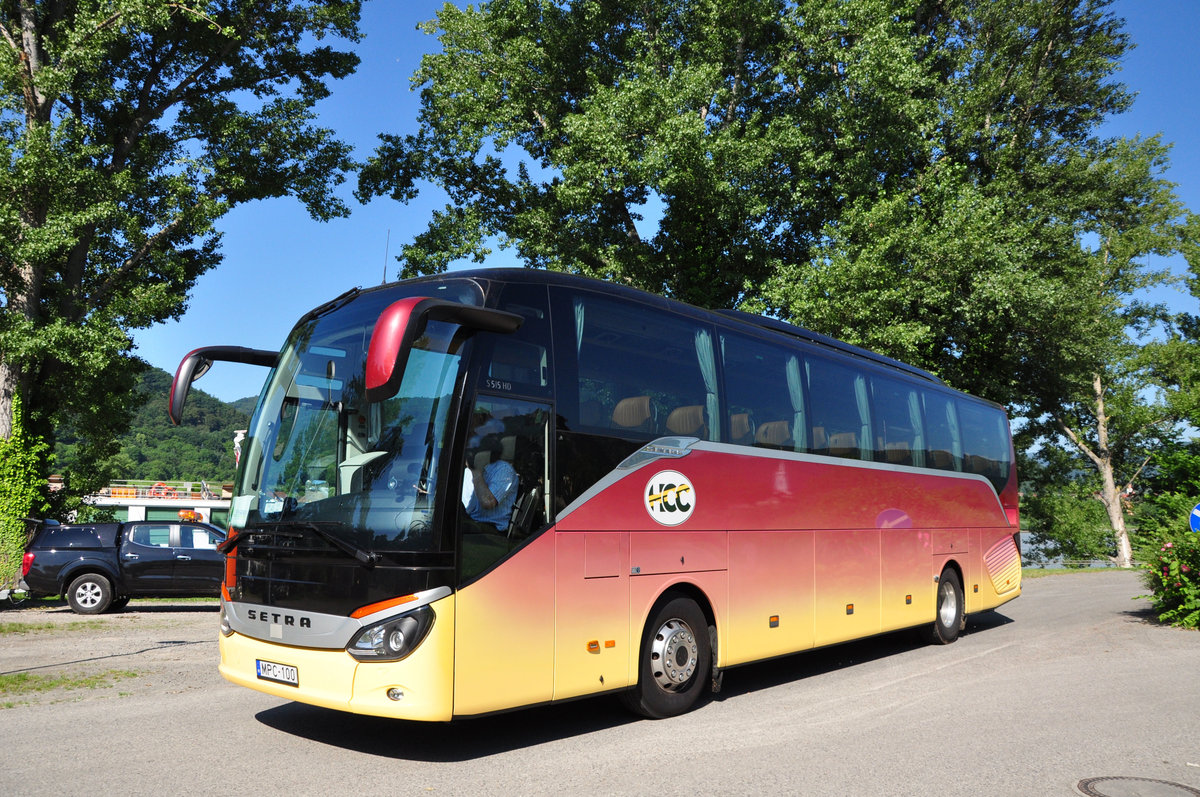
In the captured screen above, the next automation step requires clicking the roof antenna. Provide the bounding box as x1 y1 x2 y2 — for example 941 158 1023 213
382 229 391 285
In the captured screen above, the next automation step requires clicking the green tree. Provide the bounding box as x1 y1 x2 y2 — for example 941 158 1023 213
1134 441 1200 543
359 0 941 309
762 4 1197 566
0 1 362 514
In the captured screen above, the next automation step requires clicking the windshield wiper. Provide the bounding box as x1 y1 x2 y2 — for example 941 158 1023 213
222 521 380 567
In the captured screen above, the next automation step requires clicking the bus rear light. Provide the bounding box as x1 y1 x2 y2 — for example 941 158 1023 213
348 604 435 662
1005 506 1020 527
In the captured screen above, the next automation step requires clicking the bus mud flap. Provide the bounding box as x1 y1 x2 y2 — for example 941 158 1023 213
709 624 723 694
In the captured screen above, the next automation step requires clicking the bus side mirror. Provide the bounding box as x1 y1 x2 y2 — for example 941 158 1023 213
168 346 279 425
366 298 523 403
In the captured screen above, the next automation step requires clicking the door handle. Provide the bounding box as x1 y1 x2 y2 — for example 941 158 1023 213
123 553 139 560
175 555 192 561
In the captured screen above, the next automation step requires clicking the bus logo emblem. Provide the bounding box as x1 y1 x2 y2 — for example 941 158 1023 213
645 470 695 526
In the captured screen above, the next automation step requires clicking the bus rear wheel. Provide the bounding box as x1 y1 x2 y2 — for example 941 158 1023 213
923 568 964 645
621 595 711 719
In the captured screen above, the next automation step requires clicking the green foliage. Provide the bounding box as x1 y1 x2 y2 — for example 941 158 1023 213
360 0 943 309
0 0 362 516
1133 442 1200 550
0 392 46 587
1022 481 1115 565
1141 534 1200 629
55 367 251 486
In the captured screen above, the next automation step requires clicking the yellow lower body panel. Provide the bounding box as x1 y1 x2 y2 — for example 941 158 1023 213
218 595 456 721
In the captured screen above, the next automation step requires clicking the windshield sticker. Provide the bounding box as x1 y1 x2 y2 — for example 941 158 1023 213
644 470 695 526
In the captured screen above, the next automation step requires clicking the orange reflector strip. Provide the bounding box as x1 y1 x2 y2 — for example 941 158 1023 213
587 640 600 653
605 640 615 648
351 594 418 619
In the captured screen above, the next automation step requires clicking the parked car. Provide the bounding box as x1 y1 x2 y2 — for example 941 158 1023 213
20 518 226 614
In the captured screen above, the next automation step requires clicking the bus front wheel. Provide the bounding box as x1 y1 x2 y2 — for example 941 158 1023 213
622 595 711 719
923 568 964 645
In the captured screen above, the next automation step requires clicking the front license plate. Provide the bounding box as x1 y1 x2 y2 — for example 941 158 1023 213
256 659 299 687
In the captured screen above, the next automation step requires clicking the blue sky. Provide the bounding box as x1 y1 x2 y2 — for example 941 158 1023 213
133 0 1200 403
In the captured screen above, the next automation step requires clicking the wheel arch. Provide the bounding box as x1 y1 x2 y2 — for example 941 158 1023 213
58 561 122 596
937 558 964 595
641 581 717 633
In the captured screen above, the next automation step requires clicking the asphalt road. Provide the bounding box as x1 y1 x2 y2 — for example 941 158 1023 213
2 570 1198 796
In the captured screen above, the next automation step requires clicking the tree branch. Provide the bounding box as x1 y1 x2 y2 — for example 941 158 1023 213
0 18 19 53
1055 415 1104 471
90 212 196 310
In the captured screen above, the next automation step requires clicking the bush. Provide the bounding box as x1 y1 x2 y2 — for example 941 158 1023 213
1141 533 1200 629
0 393 48 589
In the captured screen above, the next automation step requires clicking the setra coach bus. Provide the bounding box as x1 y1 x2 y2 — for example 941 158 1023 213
168 268 1020 720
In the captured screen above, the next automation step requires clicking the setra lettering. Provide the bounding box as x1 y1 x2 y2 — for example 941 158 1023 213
246 608 311 628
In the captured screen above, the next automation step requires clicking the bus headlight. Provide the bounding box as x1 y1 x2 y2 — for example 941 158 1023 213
347 605 435 662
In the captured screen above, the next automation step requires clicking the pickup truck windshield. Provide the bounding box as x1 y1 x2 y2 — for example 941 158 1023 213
231 281 482 556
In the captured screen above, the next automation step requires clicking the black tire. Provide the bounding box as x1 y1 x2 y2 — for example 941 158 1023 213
66 573 113 615
621 595 711 719
922 568 964 645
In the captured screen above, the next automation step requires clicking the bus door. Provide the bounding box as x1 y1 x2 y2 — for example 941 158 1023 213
451 282 558 715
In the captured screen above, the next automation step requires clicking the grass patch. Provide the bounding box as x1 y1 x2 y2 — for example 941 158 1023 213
129 597 219 604
0 669 138 704
1022 567 1124 579
0 620 104 635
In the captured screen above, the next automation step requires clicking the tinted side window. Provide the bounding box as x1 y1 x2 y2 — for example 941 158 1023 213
922 390 962 472
806 355 871 460
720 332 808 451
870 374 926 467
957 400 1012 492
558 291 716 441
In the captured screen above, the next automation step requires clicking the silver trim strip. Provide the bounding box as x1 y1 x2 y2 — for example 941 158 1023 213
226 585 452 649
555 437 1009 525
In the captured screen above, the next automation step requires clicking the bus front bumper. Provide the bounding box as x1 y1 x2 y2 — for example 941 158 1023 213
218 595 456 721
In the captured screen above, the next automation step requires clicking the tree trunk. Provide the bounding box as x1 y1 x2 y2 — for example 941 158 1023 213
0 359 18 441
1097 455 1134 568
1056 373 1135 568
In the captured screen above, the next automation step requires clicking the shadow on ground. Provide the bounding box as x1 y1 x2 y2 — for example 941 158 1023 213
255 610 1014 761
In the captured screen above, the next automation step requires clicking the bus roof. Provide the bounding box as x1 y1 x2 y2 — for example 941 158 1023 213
394 268 945 386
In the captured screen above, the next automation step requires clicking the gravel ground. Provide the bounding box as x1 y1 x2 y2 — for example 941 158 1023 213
0 598 222 709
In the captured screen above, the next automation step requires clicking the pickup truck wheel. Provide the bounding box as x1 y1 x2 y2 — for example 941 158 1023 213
67 574 113 615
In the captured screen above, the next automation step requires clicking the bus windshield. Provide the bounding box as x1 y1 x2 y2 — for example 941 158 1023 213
231 283 480 554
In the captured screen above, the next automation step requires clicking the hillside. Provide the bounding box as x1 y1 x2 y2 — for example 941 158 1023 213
55 367 252 484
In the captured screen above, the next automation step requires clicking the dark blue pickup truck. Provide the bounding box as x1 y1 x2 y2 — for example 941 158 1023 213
20 519 226 614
